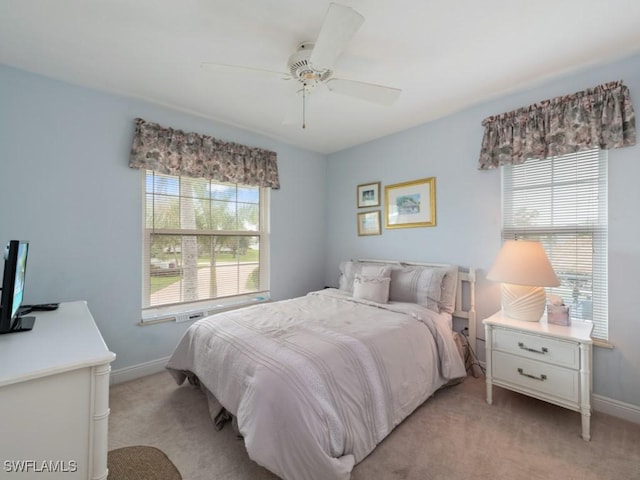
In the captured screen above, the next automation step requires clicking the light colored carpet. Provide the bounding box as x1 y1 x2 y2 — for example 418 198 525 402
109 372 640 480
108 445 181 480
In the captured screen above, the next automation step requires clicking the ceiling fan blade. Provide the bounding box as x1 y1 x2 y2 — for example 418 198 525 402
326 78 401 105
309 3 364 71
201 63 290 80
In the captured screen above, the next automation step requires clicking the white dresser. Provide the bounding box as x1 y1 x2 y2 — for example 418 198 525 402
0 301 116 479
483 311 593 440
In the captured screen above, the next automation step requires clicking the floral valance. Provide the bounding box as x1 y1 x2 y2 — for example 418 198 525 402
478 80 636 170
129 118 280 189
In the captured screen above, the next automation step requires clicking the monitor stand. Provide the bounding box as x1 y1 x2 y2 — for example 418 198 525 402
0 316 36 334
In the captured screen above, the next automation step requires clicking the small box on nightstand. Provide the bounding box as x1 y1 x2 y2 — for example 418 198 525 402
547 304 570 326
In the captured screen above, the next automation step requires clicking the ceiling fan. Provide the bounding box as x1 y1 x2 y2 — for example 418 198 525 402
201 3 401 128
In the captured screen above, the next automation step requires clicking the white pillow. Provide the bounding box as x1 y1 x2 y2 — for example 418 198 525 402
339 261 392 293
438 266 459 314
353 275 391 304
338 260 353 291
389 266 446 312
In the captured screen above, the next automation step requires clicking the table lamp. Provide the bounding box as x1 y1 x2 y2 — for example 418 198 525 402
487 240 560 322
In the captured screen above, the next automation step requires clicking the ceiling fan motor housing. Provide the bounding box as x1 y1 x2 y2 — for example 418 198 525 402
287 42 332 89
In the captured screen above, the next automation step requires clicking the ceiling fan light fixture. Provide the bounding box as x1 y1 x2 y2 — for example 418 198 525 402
287 43 333 86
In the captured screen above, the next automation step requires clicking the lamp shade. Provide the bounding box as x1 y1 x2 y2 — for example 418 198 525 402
487 240 560 322
487 240 560 287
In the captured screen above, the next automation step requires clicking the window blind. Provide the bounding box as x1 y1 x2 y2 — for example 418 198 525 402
501 149 608 340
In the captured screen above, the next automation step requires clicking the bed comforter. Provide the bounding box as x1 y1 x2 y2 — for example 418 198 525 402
166 289 466 480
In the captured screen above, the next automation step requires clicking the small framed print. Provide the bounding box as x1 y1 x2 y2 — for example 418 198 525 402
385 177 436 228
357 182 381 208
357 210 382 236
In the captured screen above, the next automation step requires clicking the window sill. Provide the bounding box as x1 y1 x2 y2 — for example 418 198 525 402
592 338 614 349
139 292 270 326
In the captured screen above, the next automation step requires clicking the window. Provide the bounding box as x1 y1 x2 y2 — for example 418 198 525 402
142 170 270 322
501 148 608 340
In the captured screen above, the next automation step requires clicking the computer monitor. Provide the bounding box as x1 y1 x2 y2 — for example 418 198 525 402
0 240 35 334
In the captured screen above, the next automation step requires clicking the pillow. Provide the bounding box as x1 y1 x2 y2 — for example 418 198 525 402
389 266 446 312
338 261 354 291
339 261 392 293
438 266 459 314
353 274 391 304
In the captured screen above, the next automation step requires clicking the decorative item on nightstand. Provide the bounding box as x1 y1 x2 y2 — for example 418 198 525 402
547 294 571 326
487 240 560 322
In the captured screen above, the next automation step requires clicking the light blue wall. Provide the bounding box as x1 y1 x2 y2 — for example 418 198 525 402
0 65 327 370
3 52 640 406
325 54 640 406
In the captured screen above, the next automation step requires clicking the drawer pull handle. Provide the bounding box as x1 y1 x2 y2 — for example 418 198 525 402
518 342 548 354
517 368 547 381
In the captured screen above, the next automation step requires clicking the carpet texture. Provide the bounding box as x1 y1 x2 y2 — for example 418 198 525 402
109 372 640 480
108 445 182 480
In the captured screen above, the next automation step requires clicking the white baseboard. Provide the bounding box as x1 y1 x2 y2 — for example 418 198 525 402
593 394 640 425
110 356 171 385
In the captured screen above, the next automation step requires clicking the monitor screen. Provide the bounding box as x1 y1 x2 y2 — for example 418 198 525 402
1 240 33 333
11 242 28 321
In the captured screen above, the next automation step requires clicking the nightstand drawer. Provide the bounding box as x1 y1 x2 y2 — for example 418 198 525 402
493 351 579 403
492 328 579 369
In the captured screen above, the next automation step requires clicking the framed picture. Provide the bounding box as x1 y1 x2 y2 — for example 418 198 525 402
357 210 382 236
357 182 381 208
385 177 436 228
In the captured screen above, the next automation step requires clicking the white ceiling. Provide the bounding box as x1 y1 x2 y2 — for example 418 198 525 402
2 0 640 154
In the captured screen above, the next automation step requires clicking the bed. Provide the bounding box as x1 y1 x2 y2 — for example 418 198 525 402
166 259 476 480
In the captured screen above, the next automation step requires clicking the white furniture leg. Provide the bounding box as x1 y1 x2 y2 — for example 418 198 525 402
485 323 493 405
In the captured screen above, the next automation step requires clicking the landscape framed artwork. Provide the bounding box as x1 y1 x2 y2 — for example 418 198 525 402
384 177 436 228
357 210 382 236
357 182 381 208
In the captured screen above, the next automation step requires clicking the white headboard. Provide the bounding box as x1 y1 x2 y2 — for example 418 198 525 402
357 259 477 353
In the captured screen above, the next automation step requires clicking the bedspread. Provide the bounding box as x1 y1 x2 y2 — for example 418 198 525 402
166 289 466 480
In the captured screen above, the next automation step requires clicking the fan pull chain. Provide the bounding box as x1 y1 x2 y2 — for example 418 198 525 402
302 85 306 129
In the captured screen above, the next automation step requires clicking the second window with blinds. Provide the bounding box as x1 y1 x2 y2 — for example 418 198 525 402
142 170 270 323
501 148 608 341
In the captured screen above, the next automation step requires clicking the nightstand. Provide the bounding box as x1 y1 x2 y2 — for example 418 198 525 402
483 311 593 440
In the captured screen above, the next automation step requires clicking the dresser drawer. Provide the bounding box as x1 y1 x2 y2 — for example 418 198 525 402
492 327 579 369
492 351 579 403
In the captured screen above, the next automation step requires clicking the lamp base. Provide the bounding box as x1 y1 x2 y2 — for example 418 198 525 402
501 283 546 322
